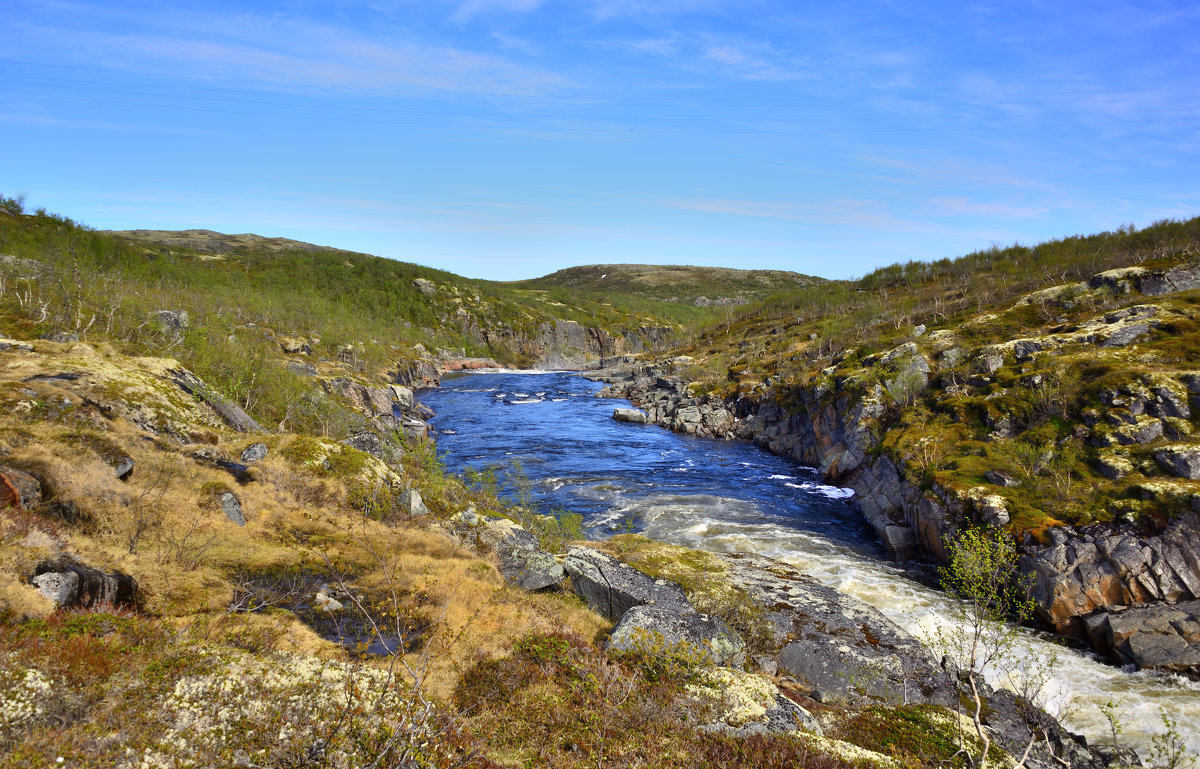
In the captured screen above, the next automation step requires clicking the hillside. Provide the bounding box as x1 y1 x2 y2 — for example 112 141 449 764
590 215 1200 674
514 263 825 307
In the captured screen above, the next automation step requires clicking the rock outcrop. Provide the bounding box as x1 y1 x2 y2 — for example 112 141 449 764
1020 513 1200 672
607 605 745 665
562 546 692 621
591 301 1200 675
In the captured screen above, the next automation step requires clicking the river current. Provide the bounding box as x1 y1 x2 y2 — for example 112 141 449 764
419 371 1200 760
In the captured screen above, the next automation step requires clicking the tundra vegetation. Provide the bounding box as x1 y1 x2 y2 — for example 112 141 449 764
1 195 1198 767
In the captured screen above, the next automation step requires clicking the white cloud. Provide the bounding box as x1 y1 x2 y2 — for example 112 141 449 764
930 197 1047 218
8 8 571 97
452 0 546 23
660 197 915 229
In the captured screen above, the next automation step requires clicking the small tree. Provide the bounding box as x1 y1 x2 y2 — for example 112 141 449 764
934 527 1038 769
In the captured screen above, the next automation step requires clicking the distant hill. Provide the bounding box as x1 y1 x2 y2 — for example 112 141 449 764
513 263 825 306
109 229 349 255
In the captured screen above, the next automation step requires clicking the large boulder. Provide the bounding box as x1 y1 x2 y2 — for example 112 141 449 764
220 491 245 526
240 442 268 464
1155 445 1200 480
1083 600 1200 673
613 408 648 424
169 367 262 433
31 557 138 610
0 464 42 511
562 547 691 622
607 604 745 666
499 548 565 591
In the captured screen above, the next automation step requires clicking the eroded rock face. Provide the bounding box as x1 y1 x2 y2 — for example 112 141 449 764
562 546 691 622
1020 514 1200 674
1083 600 1200 672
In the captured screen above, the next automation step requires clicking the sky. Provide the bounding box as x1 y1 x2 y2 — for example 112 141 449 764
2 1 1198 281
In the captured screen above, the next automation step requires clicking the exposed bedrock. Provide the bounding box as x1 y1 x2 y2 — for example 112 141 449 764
592 361 1200 675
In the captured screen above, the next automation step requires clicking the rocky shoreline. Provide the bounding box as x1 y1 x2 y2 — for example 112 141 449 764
587 359 1200 677
443 510 1130 769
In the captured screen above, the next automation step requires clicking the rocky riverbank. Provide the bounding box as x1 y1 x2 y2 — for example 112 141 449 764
443 509 1129 769
589 349 1200 676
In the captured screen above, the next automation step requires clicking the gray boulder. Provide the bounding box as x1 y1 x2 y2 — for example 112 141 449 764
169 367 262 433
220 491 245 526
286 361 317 377
114 456 135 481
613 408 648 424
342 431 395 461
152 310 190 331
31 557 138 609
399 488 429 517
240 442 268 464
607 604 745 666
1155 445 1200 480
563 547 691 622
984 469 1021 487
499 548 565 591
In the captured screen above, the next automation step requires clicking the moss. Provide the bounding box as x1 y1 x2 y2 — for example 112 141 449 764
833 704 1008 768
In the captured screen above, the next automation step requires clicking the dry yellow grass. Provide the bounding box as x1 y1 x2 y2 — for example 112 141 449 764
0 342 610 706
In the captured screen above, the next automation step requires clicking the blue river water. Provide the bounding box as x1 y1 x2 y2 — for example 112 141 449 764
419 370 1200 758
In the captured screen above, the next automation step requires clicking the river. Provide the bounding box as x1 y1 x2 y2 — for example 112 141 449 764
419 370 1200 761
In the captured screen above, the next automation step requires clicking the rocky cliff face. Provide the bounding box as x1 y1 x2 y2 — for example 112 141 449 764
591 261 1200 676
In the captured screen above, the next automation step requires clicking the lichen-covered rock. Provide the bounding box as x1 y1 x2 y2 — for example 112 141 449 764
1154 445 1200 480
607 605 745 666
240 442 268 464
498 547 565 591
968 487 1010 527
563 546 691 622
1095 452 1133 480
688 667 820 735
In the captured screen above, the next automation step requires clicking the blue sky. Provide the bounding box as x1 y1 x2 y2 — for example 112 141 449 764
2 1 1198 281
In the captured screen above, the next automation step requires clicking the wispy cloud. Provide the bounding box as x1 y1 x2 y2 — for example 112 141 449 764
930 197 1047 218
452 0 546 23
7 6 571 97
660 197 912 229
